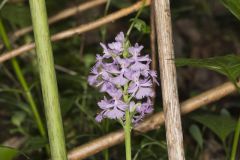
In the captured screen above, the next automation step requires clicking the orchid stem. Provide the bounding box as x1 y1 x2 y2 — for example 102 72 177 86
124 110 132 160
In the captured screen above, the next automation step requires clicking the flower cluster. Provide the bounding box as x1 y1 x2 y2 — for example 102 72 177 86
88 32 158 124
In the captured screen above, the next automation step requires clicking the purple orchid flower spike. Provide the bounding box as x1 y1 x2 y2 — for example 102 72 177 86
88 32 159 124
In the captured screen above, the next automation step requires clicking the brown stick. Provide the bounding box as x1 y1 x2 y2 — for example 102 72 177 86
150 2 157 105
68 81 237 160
0 0 151 63
0 43 36 63
154 0 185 159
13 0 107 38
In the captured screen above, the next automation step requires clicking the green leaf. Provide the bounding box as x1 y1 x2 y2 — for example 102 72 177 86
130 18 150 34
219 0 240 20
176 55 240 87
0 146 19 160
189 124 203 149
191 114 237 142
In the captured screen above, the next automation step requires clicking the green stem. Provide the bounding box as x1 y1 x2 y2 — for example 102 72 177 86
122 51 132 160
103 144 109 160
230 82 240 160
124 110 132 160
29 0 67 159
231 116 240 160
126 0 146 38
0 18 46 138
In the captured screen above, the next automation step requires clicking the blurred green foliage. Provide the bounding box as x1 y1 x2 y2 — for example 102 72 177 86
176 55 240 88
0 146 19 160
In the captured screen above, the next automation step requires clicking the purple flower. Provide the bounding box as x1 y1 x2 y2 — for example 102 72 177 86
149 70 159 85
108 42 123 54
88 32 158 124
128 43 144 57
128 43 150 71
136 98 153 114
133 98 153 123
100 43 112 58
115 32 125 43
111 58 131 86
128 72 154 99
96 96 127 121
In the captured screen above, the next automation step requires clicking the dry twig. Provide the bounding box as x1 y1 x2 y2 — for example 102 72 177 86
154 0 185 159
0 0 151 63
68 81 238 160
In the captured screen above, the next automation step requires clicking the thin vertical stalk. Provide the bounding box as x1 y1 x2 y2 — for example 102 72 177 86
124 110 132 160
150 2 157 105
230 88 240 160
0 18 46 138
122 63 132 160
103 120 109 160
154 0 185 160
231 116 240 160
28 0 67 159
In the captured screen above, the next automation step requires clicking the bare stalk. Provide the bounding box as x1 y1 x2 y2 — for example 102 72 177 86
150 2 157 105
154 0 185 159
29 0 67 159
